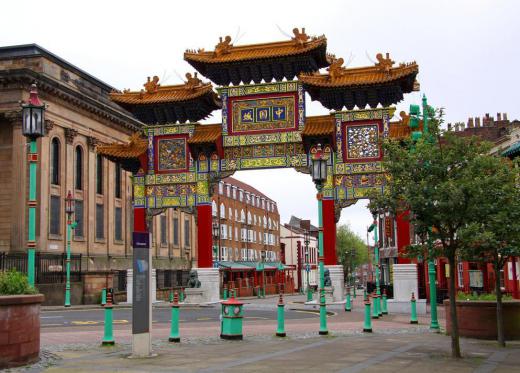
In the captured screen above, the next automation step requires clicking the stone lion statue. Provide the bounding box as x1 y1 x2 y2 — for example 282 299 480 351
187 270 201 288
324 269 332 287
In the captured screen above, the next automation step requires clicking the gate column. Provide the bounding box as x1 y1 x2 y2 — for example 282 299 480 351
194 203 219 303
323 198 344 302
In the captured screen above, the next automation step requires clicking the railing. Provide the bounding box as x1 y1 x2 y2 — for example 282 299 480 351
0 252 82 284
115 270 127 292
156 269 189 289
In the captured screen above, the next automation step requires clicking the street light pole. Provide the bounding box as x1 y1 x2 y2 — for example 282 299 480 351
310 143 328 335
65 190 77 307
20 84 47 287
304 230 312 302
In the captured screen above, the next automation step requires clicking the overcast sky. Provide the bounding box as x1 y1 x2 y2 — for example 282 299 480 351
2 0 518 243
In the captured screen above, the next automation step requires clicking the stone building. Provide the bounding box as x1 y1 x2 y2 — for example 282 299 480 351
212 177 280 262
0 44 196 303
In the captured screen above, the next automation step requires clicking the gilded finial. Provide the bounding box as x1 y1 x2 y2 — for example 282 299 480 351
375 53 395 72
214 35 233 57
327 57 346 81
143 76 160 94
292 27 309 47
185 72 202 90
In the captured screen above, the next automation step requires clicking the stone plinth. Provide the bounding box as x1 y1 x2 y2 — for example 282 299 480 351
325 265 345 302
195 267 220 304
387 298 426 314
392 264 418 301
324 287 334 304
126 268 157 304
184 288 205 304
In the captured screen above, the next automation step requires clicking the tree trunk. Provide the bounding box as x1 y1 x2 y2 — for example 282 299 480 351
495 260 506 347
448 255 461 358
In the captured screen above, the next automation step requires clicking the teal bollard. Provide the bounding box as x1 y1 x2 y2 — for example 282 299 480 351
363 294 372 333
223 285 228 300
169 290 173 302
276 293 286 337
169 291 180 342
382 289 388 315
353 285 357 298
410 292 418 324
101 292 115 346
345 287 352 312
372 292 379 319
179 288 185 302
101 288 107 306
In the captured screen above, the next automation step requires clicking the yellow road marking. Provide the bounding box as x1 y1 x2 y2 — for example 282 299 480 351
196 317 212 321
113 319 128 324
71 321 99 325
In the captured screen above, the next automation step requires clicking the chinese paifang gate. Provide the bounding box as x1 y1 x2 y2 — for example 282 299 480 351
97 28 420 303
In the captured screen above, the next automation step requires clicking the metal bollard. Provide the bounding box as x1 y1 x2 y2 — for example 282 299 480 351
169 291 180 342
223 284 228 300
382 289 388 315
101 288 107 306
371 292 379 319
410 292 418 324
345 287 352 312
179 288 185 303
363 293 372 333
169 289 173 302
101 292 115 346
353 285 357 298
276 293 286 337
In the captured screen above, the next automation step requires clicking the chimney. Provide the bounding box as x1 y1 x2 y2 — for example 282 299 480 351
447 123 452 131
483 113 494 127
497 113 502 121
467 117 474 128
504 113 508 120
454 123 459 131
475 117 481 127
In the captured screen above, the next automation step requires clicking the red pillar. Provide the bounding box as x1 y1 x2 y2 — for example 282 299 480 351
197 204 213 268
322 199 337 265
396 210 411 264
133 206 147 232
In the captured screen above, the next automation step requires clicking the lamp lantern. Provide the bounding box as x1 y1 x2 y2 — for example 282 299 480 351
310 143 328 185
65 190 75 216
21 84 46 139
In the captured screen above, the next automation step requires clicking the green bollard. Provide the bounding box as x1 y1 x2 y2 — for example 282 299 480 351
257 286 261 299
372 292 379 319
179 288 185 303
169 290 173 302
101 288 107 306
169 291 180 342
101 292 115 346
223 285 228 300
382 289 388 315
410 292 418 324
220 290 244 340
306 285 313 302
345 287 352 312
353 285 357 298
276 293 286 337
363 295 372 333
377 292 382 317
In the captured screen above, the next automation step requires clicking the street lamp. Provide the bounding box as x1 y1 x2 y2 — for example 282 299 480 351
20 83 46 287
304 230 313 302
64 190 77 307
212 221 220 263
261 251 266 298
309 143 328 335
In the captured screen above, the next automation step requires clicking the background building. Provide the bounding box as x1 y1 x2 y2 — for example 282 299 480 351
0 44 196 304
280 216 318 293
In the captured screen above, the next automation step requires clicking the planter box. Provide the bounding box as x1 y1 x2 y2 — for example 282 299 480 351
444 300 520 340
0 294 44 369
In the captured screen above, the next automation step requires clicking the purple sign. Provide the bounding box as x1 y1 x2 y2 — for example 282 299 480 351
133 232 150 249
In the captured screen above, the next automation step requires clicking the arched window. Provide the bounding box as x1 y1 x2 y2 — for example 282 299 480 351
50 138 60 185
96 154 103 195
247 211 252 224
75 146 83 190
220 203 226 218
229 207 233 220
240 209 245 223
115 162 122 199
212 200 217 216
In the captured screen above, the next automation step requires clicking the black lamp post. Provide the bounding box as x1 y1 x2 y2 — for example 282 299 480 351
212 221 220 262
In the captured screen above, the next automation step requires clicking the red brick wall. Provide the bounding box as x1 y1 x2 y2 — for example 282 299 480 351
0 294 44 369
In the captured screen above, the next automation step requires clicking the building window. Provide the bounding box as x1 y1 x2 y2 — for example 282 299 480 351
96 203 104 240
160 215 167 246
212 200 217 216
184 219 190 247
115 207 122 241
173 217 179 246
232 187 236 199
50 138 60 185
227 185 231 197
74 200 84 238
229 207 232 220
219 182 224 194
220 203 226 218
239 190 243 201
115 162 122 199
49 195 60 235
75 146 83 190
96 154 103 195
457 262 464 288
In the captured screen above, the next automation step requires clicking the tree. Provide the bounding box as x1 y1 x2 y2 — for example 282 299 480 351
458 156 520 347
369 111 508 358
336 224 368 285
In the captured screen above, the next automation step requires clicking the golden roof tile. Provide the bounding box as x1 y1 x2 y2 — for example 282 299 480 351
184 29 327 64
188 124 222 144
110 74 217 105
302 115 335 136
299 53 419 88
96 133 148 159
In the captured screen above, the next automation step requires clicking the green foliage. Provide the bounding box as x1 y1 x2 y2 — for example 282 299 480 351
456 292 513 301
0 269 38 295
336 224 368 282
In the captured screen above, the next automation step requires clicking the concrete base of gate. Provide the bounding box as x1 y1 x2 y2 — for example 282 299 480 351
325 265 345 302
183 288 205 304
126 269 158 304
195 267 220 304
387 299 427 315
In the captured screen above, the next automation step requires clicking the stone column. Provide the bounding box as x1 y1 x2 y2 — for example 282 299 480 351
126 268 133 303
324 264 345 302
151 268 157 303
195 267 220 303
